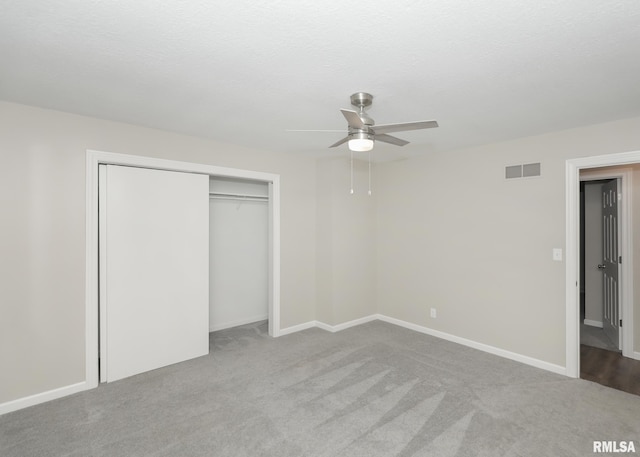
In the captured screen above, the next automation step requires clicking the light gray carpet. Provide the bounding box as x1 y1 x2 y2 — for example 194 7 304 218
2 320 639 456
581 322 620 352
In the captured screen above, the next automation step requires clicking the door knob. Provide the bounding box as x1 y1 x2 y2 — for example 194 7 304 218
597 264 606 270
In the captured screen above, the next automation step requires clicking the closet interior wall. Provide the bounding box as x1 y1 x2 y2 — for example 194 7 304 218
209 177 269 331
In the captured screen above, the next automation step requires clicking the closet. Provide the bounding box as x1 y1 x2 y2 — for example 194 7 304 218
98 165 269 383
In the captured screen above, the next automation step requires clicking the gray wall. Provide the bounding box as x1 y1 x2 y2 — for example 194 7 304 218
375 116 640 366
316 157 377 325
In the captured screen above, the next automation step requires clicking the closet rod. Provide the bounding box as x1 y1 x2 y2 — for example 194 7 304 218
208 191 268 202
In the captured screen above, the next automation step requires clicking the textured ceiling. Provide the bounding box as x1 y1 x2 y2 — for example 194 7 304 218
1 1 640 162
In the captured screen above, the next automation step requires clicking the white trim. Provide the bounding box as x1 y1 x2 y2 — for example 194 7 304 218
376 315 567 376
279 315 380 335
583 319 603 328
566 160 580 378
209 315 269 332
566 151 639 378
634 352 640 361
85 154 100 390
278 321 317 336
314 321 335 333
98 164 108 383
0 382 88 416
333 315 378 331
86 150 281 389
268 180 282 337
316 315 379 333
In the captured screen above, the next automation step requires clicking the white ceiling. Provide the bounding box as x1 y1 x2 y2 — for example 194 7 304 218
1 1 640 162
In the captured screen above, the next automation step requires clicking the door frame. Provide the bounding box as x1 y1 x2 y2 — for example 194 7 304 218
85 150 281 389
566 151 637 378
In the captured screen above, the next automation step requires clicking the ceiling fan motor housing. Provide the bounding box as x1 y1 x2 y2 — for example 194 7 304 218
349 129 374 141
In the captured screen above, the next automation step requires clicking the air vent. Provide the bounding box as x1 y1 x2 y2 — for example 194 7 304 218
505 165 522 179
506 162 541 180
523 163 541 177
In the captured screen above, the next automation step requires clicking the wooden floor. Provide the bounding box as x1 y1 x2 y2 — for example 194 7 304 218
581 344 640 396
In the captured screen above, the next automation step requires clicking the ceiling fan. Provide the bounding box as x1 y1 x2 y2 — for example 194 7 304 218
327 92 439 152
290 92 439 195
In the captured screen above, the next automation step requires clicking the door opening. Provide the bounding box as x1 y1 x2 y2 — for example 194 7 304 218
208 176 269 332
566 155 637 379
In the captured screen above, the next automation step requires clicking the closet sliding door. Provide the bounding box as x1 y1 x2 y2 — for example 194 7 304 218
99 165 209 383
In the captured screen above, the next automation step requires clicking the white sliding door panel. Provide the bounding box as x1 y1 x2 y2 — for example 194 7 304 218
100 165 209 382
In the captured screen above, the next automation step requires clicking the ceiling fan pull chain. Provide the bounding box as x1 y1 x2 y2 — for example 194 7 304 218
368 150 372 196
350 150 354 195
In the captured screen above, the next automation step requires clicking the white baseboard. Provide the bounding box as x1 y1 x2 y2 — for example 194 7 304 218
375 314 567 376
316 315 378 333
279 320 317 336
314 321 334 332
0 381 88 416
280 315 379 335
634 352 640 361
584 319 603 328
209 314 268 332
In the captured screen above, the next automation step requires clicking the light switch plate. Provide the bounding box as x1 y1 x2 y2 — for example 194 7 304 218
553 248 563 261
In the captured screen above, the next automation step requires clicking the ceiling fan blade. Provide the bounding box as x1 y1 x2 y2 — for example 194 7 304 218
373 120 438 135
329 136 350 148
376 134 409 147
340 109 365 129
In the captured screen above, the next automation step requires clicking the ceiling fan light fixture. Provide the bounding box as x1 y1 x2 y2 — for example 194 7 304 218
348 132 374 152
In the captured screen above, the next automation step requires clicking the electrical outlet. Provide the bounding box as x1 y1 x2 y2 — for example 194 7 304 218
430 308 437 318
